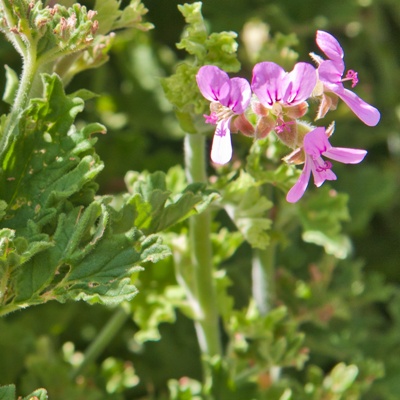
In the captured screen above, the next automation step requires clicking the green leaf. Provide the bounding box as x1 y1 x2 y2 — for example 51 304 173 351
95 0 153 34
176 2 240 72
12 201 170 305
0 74 103 222
0 74 172 311
0 385 15 400
125 168 218 234
22 388 48 400
162 2 240 132
68 277 139 305
324 363 359 393
221 171 272 249
2 66 19 106
298 187 351 259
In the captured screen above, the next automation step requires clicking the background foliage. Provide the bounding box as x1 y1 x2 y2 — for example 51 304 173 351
0 0 399 399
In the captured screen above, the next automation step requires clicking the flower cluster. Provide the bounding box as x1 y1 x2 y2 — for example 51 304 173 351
196 31 380 202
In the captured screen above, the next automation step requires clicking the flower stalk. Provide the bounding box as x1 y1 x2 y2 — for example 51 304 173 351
179 133 222 362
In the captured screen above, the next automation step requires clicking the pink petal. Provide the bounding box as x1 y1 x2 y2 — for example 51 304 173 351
251 62 286 107
196 66 230 102
303 127 331 157
335 88 381 126
221 77 252 114
310 158 337 187
324 147 367 164
316 30 344 62
210 119 232 165
282 62 317 105
318 60 345 87
286 157 312 203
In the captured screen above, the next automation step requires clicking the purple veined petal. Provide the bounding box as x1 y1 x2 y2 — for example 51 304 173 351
220 77 252 114
210 119 232 165
196 65 230 102
310 156 337 187
251 62 286 107
286 156 312 203
335 88 381 126
303 127 331 158
324 147 367 164
282 62 317 105
316 30 344 62
318 60 345 86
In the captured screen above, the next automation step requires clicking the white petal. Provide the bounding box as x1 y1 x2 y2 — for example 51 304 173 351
210 121 232 165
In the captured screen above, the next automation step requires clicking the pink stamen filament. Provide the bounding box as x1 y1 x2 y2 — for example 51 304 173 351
204 112 218 125
275 117 295 133
342 69 359 88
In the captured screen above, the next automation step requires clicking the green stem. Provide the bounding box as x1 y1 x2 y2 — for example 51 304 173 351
252 244 281 382
181 133 222 359
71 307 129 380
0 46 38 163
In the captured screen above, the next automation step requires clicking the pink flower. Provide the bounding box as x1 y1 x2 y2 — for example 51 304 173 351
314 30 380 126
251 61 317 108
286 127 367 202
196 66 251 164
251 62 317 136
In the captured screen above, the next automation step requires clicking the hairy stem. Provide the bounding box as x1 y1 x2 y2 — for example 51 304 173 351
0 45 38 163
181 133 222 360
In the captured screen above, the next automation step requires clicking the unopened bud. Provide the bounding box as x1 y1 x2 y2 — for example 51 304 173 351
88 10 97 20
91 20 99 35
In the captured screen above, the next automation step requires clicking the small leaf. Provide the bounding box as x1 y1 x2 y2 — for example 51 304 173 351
2 65 19 106
221 171 272 249
22 388 48 400
0 385 15 400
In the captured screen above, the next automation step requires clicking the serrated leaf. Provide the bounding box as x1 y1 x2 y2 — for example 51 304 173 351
0 74 103 230
298 187 351 259
22 388 48 400
95 0 153 34
0 73 171 311
68 277 139 305
162 2 240 131
0 385 15 400
176 2 208 59
125 169 218 234
221 171 272 249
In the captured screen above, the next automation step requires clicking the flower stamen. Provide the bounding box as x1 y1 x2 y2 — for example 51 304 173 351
341 69 359 88
275 117 295 134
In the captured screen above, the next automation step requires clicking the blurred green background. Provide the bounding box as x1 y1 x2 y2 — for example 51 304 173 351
0 0 399 398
